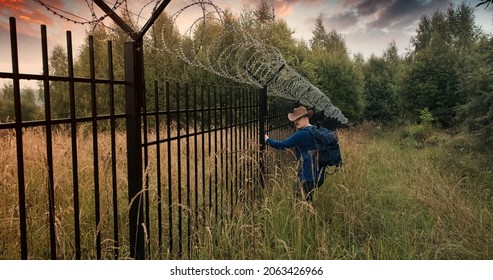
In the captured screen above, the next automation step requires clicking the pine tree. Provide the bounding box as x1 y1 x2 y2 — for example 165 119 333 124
310 14 328 50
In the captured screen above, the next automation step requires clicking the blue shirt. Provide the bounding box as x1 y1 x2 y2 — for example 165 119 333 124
266 126 321 183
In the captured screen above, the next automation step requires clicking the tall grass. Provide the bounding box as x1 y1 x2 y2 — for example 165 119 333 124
1 123 492 259
192 123 493 259
0 123 261 260
0 125 132 259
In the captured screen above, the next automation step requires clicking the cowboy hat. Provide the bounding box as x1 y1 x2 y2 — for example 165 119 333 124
288 106 313 121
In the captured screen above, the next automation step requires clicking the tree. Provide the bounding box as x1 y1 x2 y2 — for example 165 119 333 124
72 25 111 117
145 11 184 83
363 47 401 124
0 83 42 122
402 3 481 126
310 14 328 51
457 35 493 146
48 44 70 119
253 0 275 24
305 48 364 122
400 33 460 126
309 14 348 55
304 15 362 122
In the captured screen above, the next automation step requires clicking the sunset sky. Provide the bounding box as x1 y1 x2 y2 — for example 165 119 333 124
0 0 492 77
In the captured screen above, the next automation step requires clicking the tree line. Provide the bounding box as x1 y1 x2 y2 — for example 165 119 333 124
1 1 492 148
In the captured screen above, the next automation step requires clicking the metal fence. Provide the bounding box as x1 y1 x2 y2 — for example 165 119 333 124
139 81 264 259
0 17 297 259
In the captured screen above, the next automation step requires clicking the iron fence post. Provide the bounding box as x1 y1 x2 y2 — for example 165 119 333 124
124 41 145 260
259 86 268 189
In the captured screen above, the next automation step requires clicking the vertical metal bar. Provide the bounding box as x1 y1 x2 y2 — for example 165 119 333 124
154 80 163 257
185 83 191 256
253 89 257 200
107 40 119 260
67 30 81 260
233 88 238 207
41 24 57 260
166 81 173 256
244 88 249 202
238 88 244 205
246 88 251 202
208 85 212 214
193 85 199 252
219 87 224 221
124 42 144 260
227 87 236 215
10 17 28 260
252 89 257 199
244 88 249 203
138 39 149 258
88 36 102 260
213 86 218 222
259 86 268 190
223 87 229 218
201 85 206 216
176 82 183 258
141 56 150 258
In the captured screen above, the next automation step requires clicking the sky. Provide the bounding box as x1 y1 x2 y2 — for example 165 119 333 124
0 0 492 77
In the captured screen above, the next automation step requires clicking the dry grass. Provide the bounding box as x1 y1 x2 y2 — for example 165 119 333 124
0 123 260 259
1 123 492 259
191 124 493 259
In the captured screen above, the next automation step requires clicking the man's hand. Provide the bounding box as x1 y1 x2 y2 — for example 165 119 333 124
264 134 269 141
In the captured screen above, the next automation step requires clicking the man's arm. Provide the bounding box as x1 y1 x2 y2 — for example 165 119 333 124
265 130 308 150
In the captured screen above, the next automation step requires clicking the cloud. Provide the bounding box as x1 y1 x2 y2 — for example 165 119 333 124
240 0 326 17
322 0 453 33
367 0 450 29
326 11 360 30
1 0 57 25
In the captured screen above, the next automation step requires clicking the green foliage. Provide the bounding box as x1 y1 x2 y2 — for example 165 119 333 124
457 36 493 148
302 18 364 122
399 108 435 148
402 3 482 127
309 14 348 56
419 107 434 126
48 45 70 119
200 126 493 259
363 41 401 123
309 14 327 51
304 49 364 122
0 83 42 122
253 0 275 24
17 0 491 153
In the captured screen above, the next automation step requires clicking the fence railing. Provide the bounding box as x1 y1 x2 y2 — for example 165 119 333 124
0 18 129 260
138 81 263 258
0 17 298 259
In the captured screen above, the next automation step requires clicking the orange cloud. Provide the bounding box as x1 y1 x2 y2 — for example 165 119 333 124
241 0 325 18
19 14 46 25
277 2 294 17
1 0 53 24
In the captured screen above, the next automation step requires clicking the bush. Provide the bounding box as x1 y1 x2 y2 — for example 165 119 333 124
400 108 435 147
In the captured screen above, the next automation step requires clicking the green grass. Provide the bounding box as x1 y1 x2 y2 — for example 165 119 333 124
192 124 493 259
1 123 492 259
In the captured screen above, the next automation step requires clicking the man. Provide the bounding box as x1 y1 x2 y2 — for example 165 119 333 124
265 106 324 201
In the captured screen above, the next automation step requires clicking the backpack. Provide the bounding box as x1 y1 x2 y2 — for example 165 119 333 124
306 125 342 171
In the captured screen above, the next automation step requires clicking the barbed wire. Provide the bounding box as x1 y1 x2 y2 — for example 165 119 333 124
34 0 125 26
32 0 348 123
152 0 348 124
